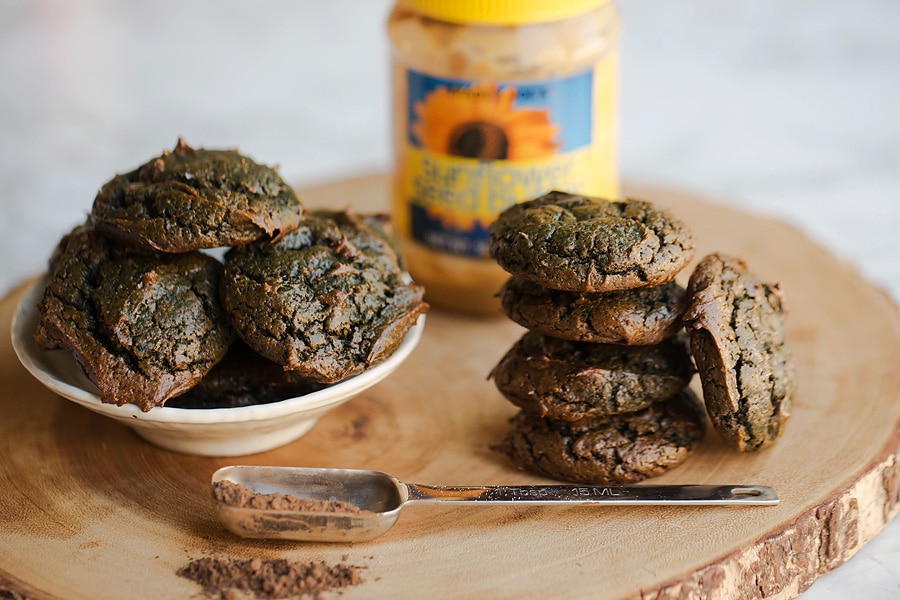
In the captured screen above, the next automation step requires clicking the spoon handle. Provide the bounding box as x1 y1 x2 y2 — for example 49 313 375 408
403 483 778 506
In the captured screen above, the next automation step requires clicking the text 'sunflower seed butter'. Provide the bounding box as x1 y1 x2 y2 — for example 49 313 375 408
388 0 621 315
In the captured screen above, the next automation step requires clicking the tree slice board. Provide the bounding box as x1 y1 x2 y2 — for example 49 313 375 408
0 175 897 600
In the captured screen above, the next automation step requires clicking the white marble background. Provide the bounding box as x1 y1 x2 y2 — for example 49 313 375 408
1 0 898 597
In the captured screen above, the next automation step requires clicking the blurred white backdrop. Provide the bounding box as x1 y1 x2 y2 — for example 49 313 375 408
1 1 898 597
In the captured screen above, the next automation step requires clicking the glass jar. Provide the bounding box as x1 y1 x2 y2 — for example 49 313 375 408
387 0 621 315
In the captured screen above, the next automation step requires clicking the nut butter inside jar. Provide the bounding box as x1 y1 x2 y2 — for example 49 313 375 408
388 0 620 315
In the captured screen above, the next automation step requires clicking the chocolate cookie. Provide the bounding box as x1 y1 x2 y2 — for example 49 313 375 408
489 331 695 421
35 224 234 411
683 253 794 452
222 209 428 383
488 191 694 292
493 389 706 484
92 138 303 252
499 276 688 345
168 342 326 409
360 213 407 271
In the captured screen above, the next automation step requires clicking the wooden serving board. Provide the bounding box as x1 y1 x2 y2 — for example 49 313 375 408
1 175 898 600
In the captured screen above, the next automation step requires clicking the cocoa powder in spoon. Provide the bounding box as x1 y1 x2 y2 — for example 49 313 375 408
212 479 363 514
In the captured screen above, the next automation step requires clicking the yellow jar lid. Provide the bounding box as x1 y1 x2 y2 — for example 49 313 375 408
395 0 611 25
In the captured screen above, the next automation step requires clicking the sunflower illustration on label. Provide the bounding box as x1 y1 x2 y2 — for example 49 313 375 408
412 84 560 160
401 69 602 258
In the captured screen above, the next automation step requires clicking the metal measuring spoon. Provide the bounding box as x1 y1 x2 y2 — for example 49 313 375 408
211 465 778 543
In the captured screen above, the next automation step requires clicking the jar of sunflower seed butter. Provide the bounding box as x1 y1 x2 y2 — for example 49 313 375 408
387 0 621 315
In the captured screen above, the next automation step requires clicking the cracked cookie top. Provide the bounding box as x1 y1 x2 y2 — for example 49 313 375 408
499 276 688 345
683 253 795 452
35 223 234 411
221 209 428 383
92 138 303 252
488 191 695 292
489 330 695 421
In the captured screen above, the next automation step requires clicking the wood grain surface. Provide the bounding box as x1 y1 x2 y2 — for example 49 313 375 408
1 176 898 600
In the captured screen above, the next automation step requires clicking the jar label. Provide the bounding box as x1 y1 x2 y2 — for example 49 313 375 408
397 63 617 258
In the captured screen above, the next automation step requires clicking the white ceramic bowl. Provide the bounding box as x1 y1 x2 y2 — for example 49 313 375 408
11 276 424 457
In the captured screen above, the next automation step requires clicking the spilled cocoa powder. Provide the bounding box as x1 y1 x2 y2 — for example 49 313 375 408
177 556 364 600
213 480 363 514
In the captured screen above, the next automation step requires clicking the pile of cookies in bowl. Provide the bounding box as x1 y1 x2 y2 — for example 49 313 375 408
487 191 795 484
13 139 427 456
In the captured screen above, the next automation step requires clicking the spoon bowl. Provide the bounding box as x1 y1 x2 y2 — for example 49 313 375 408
213 465 405 542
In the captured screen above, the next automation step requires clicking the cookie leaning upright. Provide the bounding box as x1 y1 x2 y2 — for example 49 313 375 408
91 138 304 252
488 191 695 292
683 253 795 452
222 209 428 384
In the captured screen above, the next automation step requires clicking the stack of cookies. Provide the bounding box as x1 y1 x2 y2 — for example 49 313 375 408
487 192 796 484
35 139 427 412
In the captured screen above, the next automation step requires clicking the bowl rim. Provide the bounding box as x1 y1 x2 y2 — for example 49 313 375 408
11 275 425 425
